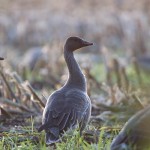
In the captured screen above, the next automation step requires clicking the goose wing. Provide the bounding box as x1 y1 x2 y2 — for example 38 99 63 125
38 89 91 133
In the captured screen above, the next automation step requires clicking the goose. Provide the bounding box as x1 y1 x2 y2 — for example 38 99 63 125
38 37 93 144
111 106 150 150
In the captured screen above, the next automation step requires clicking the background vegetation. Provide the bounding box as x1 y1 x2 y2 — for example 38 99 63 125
0 0 150 149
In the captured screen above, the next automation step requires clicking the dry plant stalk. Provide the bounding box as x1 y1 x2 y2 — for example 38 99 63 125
26 82 45 108
0 70 19 101
0 106 11 118
84 67 102 96
120 66 129 91
101 46 113 86
132 94 144 109
132 57 142 84
106 69 113 87
112 58 121 88
0 98 33 113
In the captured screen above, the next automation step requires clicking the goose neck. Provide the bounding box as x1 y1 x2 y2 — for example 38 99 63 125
64 48 86 91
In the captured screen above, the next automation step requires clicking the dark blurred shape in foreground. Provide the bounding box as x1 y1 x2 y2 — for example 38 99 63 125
111 105 150 150
0 57 4 60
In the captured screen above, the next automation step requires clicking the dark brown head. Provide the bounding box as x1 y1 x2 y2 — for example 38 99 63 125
64 37 93 51
0 57 4 60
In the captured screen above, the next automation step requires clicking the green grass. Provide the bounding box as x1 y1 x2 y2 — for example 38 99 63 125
0 125 114 150
0 130 46 150
1 63 150 150
90 63 106 83
91 62 150 86
55 128 111 150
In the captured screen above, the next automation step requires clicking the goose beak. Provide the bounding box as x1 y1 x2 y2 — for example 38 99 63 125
82 40 93 47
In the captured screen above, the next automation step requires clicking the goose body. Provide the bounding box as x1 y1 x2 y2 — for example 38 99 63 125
111 106 150 150
38 37 93 144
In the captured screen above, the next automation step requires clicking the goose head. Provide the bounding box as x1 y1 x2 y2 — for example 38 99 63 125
64 37 93 51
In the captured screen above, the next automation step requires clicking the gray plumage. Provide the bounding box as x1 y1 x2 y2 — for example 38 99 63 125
38 37 93 145
111 105 150 150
